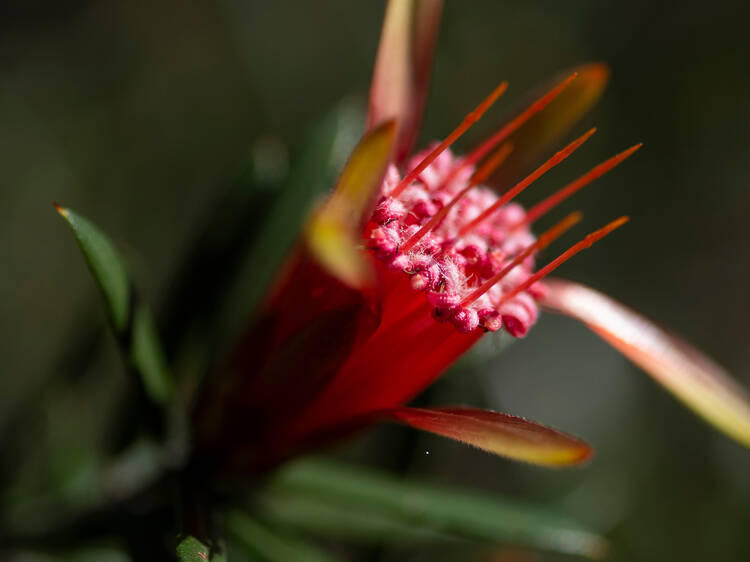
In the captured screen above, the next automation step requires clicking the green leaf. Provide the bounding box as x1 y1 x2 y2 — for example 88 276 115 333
258 492 457 543
261 459 608 559
130 304 172 404
223 100 364 331
227 510 340 562
54 204 130 332
176 536 211 562
56 204 173 405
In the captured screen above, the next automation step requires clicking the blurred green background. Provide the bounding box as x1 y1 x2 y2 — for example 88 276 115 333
2 1 750 560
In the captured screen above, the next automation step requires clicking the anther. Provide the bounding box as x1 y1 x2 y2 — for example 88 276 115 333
461 211 582 306
398 142 514 254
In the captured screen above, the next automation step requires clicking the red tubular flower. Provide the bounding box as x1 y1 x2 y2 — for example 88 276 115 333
192 0 750 475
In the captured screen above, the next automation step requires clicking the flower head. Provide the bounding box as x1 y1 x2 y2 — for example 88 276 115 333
192 0 750 476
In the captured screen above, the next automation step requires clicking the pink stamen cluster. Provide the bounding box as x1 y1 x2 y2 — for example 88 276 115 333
367 145 543 336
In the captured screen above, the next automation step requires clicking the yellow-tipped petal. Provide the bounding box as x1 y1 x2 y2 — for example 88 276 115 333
306 121 396 288
491 63 610 189
368 0 443 163
305 219 373 289
387 407 592 466
542 278 750 448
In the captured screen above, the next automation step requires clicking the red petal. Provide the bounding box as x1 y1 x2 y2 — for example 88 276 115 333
281 269 483 436
401 0 442 158
387 406 592 466
367 0 443 163
541 278 750 448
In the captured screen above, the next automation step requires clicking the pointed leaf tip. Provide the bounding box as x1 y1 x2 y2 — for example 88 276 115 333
56 205 130 333
542 279 750 448
386 407 592 466
56 205 173 406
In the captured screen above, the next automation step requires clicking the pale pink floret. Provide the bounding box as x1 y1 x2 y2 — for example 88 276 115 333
367 146 541 337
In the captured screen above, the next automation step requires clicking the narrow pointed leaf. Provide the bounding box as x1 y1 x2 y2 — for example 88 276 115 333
227 510 340 562
56 205 173 405
305 121 396 288
130 304 173 403
368 0 442 162
491 63 609 189
259 492 454 543
386 407 592 466
55 204 130 332
262 458 608 559
541 278 750 448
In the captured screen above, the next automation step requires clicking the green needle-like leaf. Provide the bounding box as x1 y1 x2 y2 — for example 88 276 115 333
55 204 130 332
130 304 173 404
227 510 340 562
257 492 457 543
55 204 173 406
260 458 608 559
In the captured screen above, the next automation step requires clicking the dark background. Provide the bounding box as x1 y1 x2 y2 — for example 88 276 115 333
2 1 750 560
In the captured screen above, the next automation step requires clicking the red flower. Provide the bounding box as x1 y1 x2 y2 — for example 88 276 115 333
192 0 750 475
